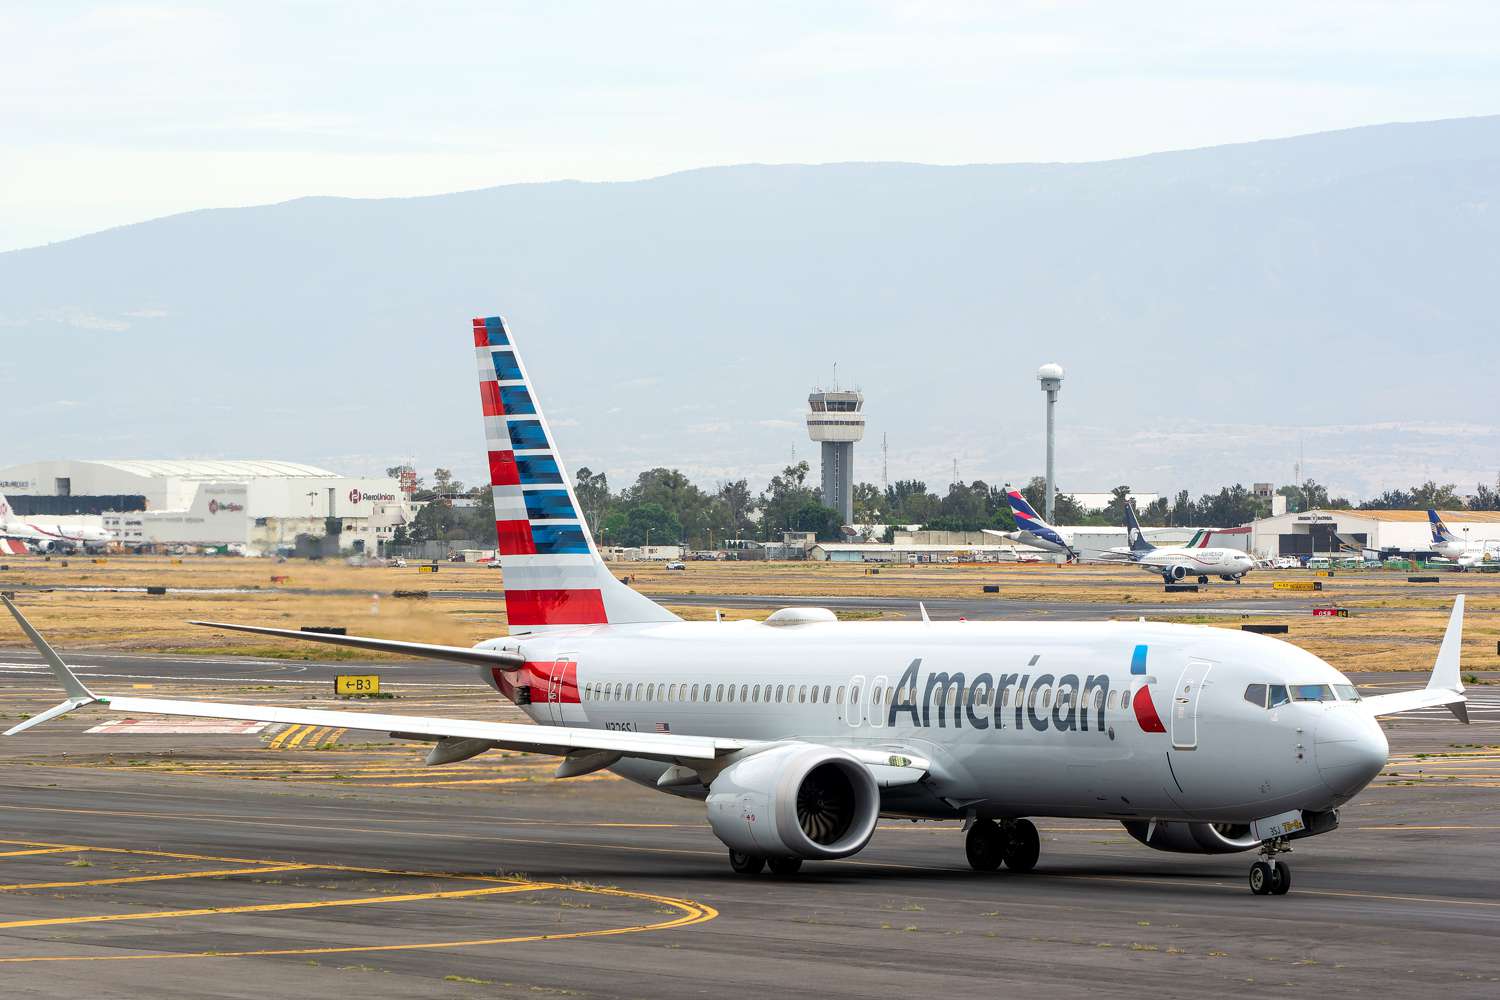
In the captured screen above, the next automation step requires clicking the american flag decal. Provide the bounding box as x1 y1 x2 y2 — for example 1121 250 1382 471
654 721 671 734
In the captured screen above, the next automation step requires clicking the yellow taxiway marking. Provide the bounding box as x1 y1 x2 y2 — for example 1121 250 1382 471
0 838 717 965
266 724 301 749
284 725 316 749
0 864 311 892
0 882 543 930
327 727 347 745
0 847 84 858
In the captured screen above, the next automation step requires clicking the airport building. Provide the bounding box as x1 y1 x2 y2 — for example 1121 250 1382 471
0 460 409 552
1245 508 1500 557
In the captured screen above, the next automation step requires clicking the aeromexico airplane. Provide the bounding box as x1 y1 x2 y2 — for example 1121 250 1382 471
1109 503 1257 584
1428 509 1499 570
2 316 1471 895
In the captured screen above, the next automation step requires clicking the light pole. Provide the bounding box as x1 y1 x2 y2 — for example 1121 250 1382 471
1037 364 1065 524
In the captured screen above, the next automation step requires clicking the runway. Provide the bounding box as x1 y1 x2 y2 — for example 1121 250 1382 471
3 653 1500 996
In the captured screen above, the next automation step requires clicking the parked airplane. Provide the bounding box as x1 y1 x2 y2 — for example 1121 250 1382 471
1427 509 1498 570
3 315 1470 895
996 488 1077 559
0 494 112 554
995 489 1212 560
1104 503 1256 584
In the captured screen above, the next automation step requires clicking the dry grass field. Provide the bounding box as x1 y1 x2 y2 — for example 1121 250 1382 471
0 553 1496 674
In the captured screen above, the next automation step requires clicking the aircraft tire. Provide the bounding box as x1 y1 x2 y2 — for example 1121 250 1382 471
965 820 1005 872
729 849 766 875
767 857 803 876
1003 819 1040 873
1249 861 1273 895
1271 861 1291 895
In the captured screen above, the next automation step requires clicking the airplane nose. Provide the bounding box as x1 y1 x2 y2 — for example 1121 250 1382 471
1315 711 1388 798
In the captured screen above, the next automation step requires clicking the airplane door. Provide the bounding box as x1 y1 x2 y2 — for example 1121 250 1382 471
1171 659 1212 750
545 658 575 725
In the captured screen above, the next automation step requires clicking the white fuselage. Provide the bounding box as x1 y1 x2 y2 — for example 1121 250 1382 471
1123 546 1256 580
0 519 112 551
1432 538 1497 567
477 619 1383 824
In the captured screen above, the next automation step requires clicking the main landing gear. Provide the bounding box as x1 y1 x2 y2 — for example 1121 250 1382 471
965 818 1040 873
1248 838 1292 895
728 850 804 877
1197 575 1210 584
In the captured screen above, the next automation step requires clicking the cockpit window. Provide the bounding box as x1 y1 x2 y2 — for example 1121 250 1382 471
1292 684 1335 702
1243 683 1267 708
1333 684 1361 702
1268 684 1290 708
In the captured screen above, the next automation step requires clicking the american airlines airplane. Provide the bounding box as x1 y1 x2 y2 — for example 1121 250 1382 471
0 493 113 554
2 315 1470 895
1427 509 1499 570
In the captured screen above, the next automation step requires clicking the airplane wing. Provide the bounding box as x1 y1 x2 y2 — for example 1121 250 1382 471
2 596 742 763
1360 596 1469 723
188 619 527 670
3 597 935 784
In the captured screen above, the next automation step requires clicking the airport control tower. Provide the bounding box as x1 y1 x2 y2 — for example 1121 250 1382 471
806 385 865 526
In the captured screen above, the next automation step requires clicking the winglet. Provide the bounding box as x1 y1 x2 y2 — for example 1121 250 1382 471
1428 595 1465 725
1 595 95 702
1 594 101 736
1429 595 1464 694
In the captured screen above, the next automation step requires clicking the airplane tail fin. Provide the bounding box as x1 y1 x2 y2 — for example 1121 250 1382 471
1428 508 1457 544
0 494 27 555
1124 502 1155 553
1005 487 1074 556
473 316 681 635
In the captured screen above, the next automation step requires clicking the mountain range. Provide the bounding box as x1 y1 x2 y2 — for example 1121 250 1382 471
4 115 1499 500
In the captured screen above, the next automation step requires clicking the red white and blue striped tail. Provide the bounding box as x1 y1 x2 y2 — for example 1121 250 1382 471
474 315 681 635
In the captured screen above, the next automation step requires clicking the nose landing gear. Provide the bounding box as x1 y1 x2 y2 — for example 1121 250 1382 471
1248 838 1292 895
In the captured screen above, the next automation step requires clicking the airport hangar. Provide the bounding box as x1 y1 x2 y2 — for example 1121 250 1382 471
0 459 409 552
1246 507 1500 557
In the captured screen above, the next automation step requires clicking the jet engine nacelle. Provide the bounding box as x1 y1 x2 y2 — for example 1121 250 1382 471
1168 565 1187 582
706 743 880 861
1121 820 1261 854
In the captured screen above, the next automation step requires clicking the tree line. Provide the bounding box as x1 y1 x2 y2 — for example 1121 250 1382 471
384 464 1500 549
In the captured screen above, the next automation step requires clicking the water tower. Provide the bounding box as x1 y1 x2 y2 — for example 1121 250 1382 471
1037 363 1064 523
806 385 865 526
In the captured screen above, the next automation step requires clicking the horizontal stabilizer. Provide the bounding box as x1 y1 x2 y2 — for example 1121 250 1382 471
189 620 525 669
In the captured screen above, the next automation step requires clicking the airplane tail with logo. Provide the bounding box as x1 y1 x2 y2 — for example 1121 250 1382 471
473 315 681 636
1004 487 1074 557
1123 502 1155 554
1428 509 1458 544
0 494 26 555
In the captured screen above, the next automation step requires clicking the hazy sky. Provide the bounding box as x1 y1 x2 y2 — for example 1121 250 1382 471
6 2 1500 252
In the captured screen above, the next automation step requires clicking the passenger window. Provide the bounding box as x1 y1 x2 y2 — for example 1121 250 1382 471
810 686 819 704
1244 683 1267 708
739 684 748 702
645 684 654 701
752 685 761 703
836 685 845 703
851 685 861 703
799 685 807 703
715 684 724 702
776 684 784 703
691 684 700 702
825 685 833 703
1268 684 1290 708
1041 689 1051 708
